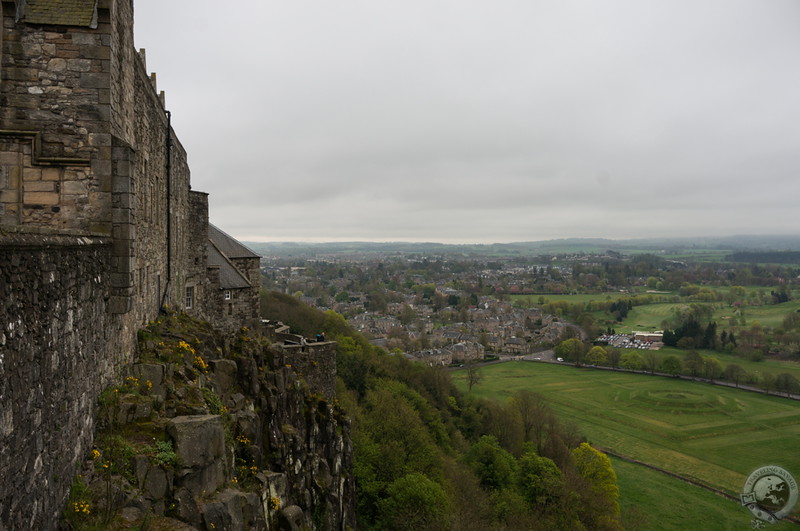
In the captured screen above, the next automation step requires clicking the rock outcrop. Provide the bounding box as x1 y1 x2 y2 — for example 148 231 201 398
63 313 355 530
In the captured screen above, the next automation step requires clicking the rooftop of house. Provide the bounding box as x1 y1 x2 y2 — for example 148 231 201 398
207 241 251 290
17 0 98 27
209 224 260 260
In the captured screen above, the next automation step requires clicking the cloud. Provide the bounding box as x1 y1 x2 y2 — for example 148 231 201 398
135 0 800 243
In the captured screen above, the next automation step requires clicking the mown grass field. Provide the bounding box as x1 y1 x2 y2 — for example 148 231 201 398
454 362 800 527
618 299 800 334
613 457 796 530
513 290 800 336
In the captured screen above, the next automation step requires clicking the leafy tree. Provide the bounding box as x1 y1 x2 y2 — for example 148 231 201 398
334 291 350 303
620 351 643 370
723 364 746 387
572 443 622 530
462 436 517 491
586 346 608 366
465 358 483 392
703 357 723 380
516 449 563 509
480 401 524 456
487 488 529 526
555 338 586 366
683 350 703 377
508 390 542 442
606 347 622 369
398 303 416 326
762 372 776 394
775 373 799 397
376 473 452 530
660 355 683 376
643 351 659 374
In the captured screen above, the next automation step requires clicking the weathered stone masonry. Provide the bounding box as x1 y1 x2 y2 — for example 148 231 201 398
0 1 262 527
0 233 129 526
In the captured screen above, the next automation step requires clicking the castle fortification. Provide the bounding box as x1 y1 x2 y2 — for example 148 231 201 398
0 1 261 526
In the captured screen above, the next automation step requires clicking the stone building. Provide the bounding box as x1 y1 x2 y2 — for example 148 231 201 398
0 0 259 526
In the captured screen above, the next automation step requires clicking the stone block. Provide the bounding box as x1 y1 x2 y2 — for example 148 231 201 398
8 167 19 188
112 174 132 193
79 46 111 60
109 295 132 314
25 181 55 192
112 208 132 224
114 158 131 178
88 221 112 234
210 360 238 394
6 67 39 82
71 33 98 46
23 168 42 181
113 192 134 209
138 462 170 500
174 487 200 524
166 415 225 469
99 174 112 193
22 43 42 56
0 190 19 203
23 191 59 205
200 490 249 530
0 152 20 165
42 168 61 181
111 271 133 288
62 181 88 195
112 223 134 240
80 72 110 89
92 159 112 176
112 235 133 257
88 133 111 147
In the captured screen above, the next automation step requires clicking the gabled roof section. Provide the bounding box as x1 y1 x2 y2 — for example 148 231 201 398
208 224 259 260
18 0 98 28
207 240 252 290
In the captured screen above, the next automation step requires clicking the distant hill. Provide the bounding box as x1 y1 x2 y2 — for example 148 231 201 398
243 235 800 259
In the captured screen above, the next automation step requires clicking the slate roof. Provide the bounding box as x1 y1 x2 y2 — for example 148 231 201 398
207 240 252 290
208 224 259 259
19 0 98 28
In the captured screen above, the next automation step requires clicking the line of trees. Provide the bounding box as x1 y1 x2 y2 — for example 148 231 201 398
554 339 800 397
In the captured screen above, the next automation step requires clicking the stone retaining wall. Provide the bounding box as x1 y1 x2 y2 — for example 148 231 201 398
0 233 139 528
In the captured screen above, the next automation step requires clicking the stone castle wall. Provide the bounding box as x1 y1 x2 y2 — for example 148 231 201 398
0 1 331 527
0 0 202 527
0 233 139 527
283 342 338 400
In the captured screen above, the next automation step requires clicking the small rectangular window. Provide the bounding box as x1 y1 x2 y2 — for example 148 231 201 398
185 286 194 309
224 290 231 300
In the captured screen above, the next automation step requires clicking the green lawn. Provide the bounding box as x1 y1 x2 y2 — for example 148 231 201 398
455 362 800 522
613 457 796 530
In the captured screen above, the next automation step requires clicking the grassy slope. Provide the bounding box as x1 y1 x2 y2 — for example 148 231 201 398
455 362 800 524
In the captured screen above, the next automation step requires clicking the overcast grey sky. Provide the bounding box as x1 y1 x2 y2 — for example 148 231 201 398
133 1 800 243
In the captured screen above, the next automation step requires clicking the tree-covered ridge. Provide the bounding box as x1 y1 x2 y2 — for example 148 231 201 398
262 291 623 529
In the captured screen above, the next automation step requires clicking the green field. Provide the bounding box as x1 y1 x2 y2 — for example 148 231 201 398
512 291 800 337
619 300 800 334
613 457 796 530
454 362 800 526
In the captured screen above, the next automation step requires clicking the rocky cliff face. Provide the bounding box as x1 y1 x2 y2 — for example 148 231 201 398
63 313 355 530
